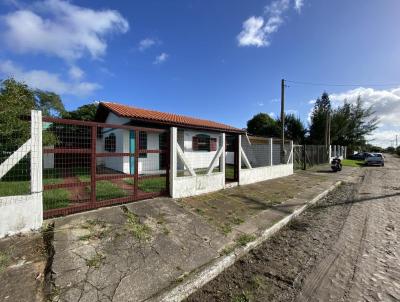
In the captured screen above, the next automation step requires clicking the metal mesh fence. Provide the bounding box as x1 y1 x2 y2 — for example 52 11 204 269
293 145 329 170
0 116 31 196
176 129 223 176
42 117 169 218
241 136 292 168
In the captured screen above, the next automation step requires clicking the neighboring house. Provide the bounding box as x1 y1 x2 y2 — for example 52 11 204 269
94 102 244 176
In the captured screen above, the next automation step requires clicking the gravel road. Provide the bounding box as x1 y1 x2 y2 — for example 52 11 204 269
187 155 400 302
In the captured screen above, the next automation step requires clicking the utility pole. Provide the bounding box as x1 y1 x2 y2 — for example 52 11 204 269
280 79 285 164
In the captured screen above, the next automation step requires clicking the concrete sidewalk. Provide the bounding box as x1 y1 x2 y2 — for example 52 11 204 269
0 165 362 302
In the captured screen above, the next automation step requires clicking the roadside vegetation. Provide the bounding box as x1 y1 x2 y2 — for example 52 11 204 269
341 159 364 167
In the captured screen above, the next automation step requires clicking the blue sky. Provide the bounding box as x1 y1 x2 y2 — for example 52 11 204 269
0 0 400 147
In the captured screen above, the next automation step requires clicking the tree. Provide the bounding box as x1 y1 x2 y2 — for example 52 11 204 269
275 114 306 144
63 103 98 121
247 113 279 137
0 78 65 149
308 92 331 144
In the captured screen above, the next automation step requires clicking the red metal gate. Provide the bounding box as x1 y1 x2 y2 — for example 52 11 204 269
42 117 169 218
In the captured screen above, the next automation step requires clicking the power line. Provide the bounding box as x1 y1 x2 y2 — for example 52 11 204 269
285 80 400 88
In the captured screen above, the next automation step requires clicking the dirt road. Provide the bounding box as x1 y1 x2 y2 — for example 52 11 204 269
187 155 400 302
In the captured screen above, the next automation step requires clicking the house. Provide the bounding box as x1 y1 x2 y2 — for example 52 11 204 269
94 102 244 179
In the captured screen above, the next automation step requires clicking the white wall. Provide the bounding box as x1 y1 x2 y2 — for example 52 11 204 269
226 152 234 165
99 113 161 174
182 130 221 170
0 193 42 238
239 164 293 186
171 173 225 198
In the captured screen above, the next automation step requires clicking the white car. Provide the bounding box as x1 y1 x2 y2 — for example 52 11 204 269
365 153 384 166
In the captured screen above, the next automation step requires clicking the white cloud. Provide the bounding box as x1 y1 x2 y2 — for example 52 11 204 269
0 60 101 96
330 86 400 127
367 129 400 148
153 52 169 65
68 65 84 80
294 0 304 12
257 101 265 106
138 38 159 51
2 0 129 61
237 0 303 47
237 16 269 47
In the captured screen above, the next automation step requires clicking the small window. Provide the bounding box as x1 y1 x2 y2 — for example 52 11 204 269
104 133 116 152
226 136 235 152
192 134 217 152
139 131 147 158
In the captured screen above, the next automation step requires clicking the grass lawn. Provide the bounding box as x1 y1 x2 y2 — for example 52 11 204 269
0 181 30 196
43 189 70 210
124 177 166 193
225 165 235 180
92 180 128 201
341 159 364 167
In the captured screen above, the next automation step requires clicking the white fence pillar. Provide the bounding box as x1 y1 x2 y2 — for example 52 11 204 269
270 138 273 166
31 110 43 194
169 127 177 197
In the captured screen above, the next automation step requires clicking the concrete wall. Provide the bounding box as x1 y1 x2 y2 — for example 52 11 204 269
171 172 225 198
239 164 293 186
0 193 42 238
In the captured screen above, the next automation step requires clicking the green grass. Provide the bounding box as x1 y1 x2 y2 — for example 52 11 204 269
235 234 256 247
94 180 128 201
341 159 364 167
124 176 166 193
43 189 70 210
225 165 235 180
0 180 30 196
0 251 10 273
123 209 151 241
86 252 105 268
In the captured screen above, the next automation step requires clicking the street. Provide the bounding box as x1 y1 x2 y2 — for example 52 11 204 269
187 155 400 302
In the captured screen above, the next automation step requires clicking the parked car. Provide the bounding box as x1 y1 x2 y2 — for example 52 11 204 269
349 152 367 160
365 153 384 166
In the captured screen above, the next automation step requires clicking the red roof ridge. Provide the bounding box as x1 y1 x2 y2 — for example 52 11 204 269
98 101 243 133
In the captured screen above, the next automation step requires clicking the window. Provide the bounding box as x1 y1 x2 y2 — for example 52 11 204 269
139 131 147 158
192 134 217 152
104 133 116 152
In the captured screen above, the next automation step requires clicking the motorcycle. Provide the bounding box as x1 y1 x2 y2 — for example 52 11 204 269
331 157 342 172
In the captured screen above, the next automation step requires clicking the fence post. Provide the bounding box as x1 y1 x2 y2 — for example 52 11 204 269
270 138 273 166
31 110 42 194
30 110 43 228
302 144 306 170
291 140 294 164
90 126 97 203
220 133 225 175
329 145 332 162
170 127 177 197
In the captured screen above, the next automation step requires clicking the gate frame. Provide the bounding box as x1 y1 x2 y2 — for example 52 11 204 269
42 116 170 218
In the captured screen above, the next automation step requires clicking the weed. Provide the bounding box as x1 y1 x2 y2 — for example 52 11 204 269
195 208 205 215
250 275 264 289
231 291 252 302
220 245 235 256
235 234 256 247
86 252 105 268
0 251 10 273
220 223 232 235
231 216 244 225
123 208 151 241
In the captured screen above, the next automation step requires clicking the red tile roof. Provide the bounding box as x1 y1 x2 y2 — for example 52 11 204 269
99 102 244 133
